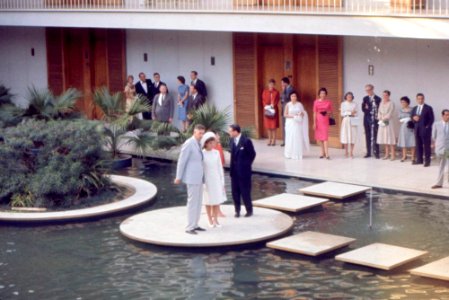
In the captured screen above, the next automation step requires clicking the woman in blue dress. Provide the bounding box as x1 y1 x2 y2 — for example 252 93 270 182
177 76 189 131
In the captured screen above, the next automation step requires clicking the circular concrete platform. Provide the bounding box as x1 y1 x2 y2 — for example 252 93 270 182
0 175 157 222
119 205 294 247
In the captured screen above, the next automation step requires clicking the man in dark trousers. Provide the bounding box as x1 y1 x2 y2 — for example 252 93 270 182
229 124 256 218
280 77 294 147
411 93 435 167
362 84 382 158
190 70 208 99
135 72 153 120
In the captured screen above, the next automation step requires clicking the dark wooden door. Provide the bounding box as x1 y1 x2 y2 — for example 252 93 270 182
46 28 126 119
259 45 284 139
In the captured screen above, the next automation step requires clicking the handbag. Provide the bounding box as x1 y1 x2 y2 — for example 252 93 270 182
329 117 336 126
264 105 276 118
407 120 415 129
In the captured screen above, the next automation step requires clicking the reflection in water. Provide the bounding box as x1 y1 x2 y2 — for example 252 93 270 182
0 160 449 299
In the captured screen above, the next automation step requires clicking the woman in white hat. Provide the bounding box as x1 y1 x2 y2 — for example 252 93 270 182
201 132 227 227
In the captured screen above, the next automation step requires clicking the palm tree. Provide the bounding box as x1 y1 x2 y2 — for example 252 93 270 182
0 85 23 128
23 86 82 120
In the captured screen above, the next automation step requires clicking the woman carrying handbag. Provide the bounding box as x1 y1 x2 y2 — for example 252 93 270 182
262 79 280 146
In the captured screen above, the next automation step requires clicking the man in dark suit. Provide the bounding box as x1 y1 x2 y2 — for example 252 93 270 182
280 77 295 147
411 93 435 167
190 71 208 99
362 84 382 158
186 85 205 120
229 124 256 218
135 72 153 120
151 72 167 97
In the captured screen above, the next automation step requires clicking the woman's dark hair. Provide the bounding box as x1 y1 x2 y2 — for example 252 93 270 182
177 76 185 84
289 91 298 100
229 124 241 133
400 96 411 105
203 137 216 149
318 87 328 95
383 90 391 96
268 79 276 84
281 77 290 85
344 92 354 101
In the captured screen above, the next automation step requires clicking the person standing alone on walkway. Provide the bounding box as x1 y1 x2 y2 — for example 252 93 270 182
229 124 256 218
174 124 206 235
431 109 449 189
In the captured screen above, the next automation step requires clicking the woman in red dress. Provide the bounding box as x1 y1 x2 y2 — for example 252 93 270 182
262 79 280 146
313 87 334 159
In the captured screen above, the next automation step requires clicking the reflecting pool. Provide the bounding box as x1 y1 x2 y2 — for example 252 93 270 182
1 160 449 299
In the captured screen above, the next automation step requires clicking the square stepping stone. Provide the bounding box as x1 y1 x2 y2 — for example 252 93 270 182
253 193 328 212
335 243 428 270
267 231 356 256
300 182 370 199
410 256 449 281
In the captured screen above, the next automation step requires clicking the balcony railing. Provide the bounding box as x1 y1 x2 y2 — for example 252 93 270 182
0 0 448 17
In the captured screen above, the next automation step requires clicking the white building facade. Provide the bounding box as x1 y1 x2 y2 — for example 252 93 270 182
1 1 449 148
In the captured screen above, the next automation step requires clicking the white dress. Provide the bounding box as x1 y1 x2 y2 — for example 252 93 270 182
340 100 358 144
202 149 227 205
284 102 310 160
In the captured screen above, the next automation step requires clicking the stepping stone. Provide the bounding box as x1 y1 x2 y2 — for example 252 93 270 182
410 256 449 281
253 193 328 212
267 231 356 256
300 182 370 199
335 243 427 270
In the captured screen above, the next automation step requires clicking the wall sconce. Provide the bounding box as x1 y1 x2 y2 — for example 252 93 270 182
368 64 374 76
31 48 35 57
143 53 148 62
210 56 215 66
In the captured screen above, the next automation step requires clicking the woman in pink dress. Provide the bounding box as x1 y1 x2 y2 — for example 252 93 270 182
313 87 334 159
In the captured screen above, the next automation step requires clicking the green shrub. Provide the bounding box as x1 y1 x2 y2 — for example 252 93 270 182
0 119 111 207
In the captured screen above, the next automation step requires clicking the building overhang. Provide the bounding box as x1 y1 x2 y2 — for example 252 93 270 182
1 11 449 40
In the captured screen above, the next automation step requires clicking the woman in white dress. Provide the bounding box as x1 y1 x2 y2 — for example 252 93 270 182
201 132 227 228
284 91 310 160
340 92 358 158
377 90 396 160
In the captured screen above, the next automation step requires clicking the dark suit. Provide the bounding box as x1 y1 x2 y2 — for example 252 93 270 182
411 103 434 164
151 81 167 97
281 85 295 143
192 79 208 98
135 79 153 120
230 135 256 214
362 94 381 157
187 93 205 112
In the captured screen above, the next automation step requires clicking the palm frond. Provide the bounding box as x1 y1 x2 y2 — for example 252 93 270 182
126 94 151 116
54 88 82 116
24 86 54 120
93 87 124 122
122 132 154 157
190 105 232 133
151 120 180 136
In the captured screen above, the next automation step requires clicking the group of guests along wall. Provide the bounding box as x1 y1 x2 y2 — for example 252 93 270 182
123 70 208 132
262 79 449 181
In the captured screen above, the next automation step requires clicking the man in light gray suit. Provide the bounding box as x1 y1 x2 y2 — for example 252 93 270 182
174 124 206 234
152 84 174 123
431 109 449 189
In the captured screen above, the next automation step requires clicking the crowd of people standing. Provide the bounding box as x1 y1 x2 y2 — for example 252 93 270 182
262 80 449 188
124 70 208 129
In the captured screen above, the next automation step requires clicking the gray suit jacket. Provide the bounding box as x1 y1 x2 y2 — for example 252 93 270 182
176 137 204 184
152 93 174 122
432 121 449 156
